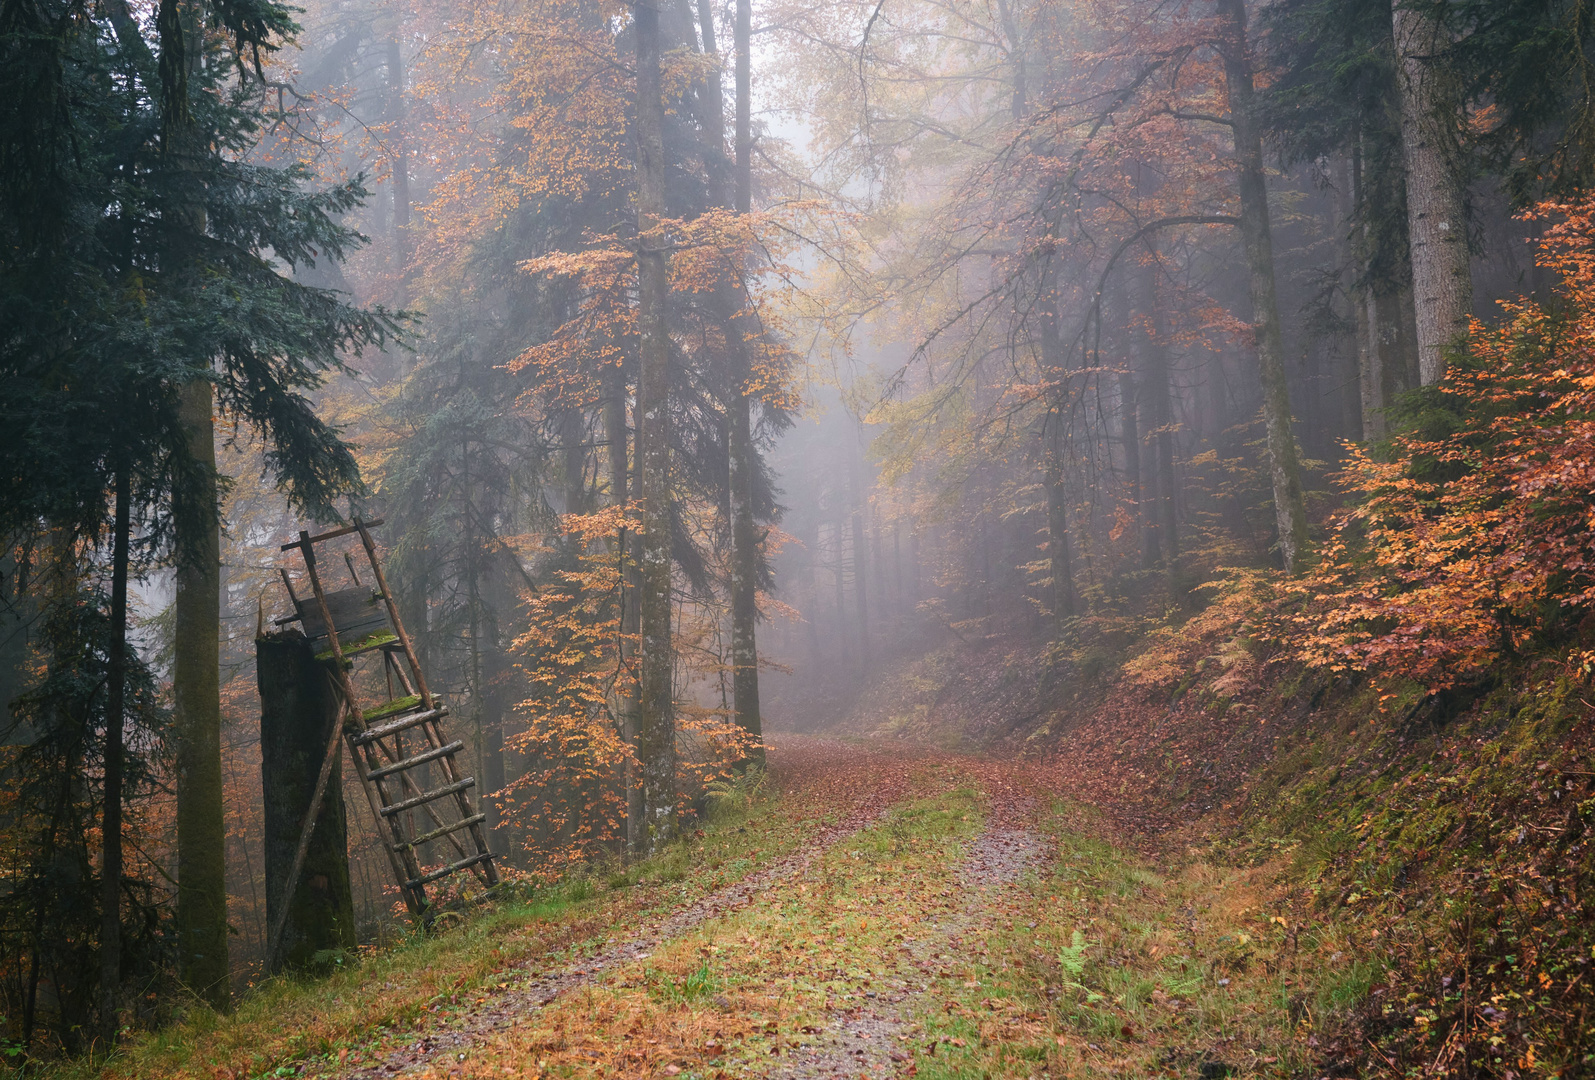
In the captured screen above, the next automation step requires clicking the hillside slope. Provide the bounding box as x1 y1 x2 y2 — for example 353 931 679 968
788 612 1595 1078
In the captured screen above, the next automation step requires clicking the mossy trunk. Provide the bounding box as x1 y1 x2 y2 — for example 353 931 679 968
1217 0 1310 573
633 0 677 853
174 377 229 1008
256 632 356 973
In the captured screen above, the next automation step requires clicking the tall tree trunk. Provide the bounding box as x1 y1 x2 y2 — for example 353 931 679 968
1217 0 1311 573
1358 289 1384 440
561 409 587 516
691 0 762 761
174 378 229 1009
1118 368 1142 550
1392 0 1470 385
993 0 1025 119
727 371 762 762
605 367 643 852
387 37 411 310
99 471 130 1050
831 522 847 665
1148 293 1177 564
1344 143 1384 440
480 637 506 852
1134 258 1176 566
851 503 871 673
891 521 904 621
908 528 920 608
1038 239 1076 621
633 0 675 852
1044 447 1076 621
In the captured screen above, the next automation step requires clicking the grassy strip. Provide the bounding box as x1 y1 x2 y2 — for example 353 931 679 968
909 802 1375 1080
71 777 832 1080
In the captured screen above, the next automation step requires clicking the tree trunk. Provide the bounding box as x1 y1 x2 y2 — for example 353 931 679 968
692 0 762 762
1358 287 1384 440
256 633 356 973
632 0 676 853
387 37 411 310
728 391 761 758
174 377 229 1009
605 366 644 853
1135 258 1176 565
908 528 920 608
1392 0 1470 385
561 409 587 516
851 503 871 673
1217 0 1310 573
1118 368 1142 550
831 522 847 664
1344 143 1384 440
891 521 903 621
479 631 507 852
1038 234 1077 622
99 470 130 1050
1044 450 1076 621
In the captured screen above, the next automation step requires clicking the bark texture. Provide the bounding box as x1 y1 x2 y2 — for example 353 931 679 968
173 377 229 1008
633 0 677 853
387 37 411 309
606 366 643 852
1135 258 1176 565
1392 0 1470 385
1217 0 1310 573
256 633 356 973
99 472 130 1048
691 0 762 759
1038 247 1076 622
850 499 871 672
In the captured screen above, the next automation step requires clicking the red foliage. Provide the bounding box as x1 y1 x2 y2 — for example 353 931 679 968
1290 198 1595 690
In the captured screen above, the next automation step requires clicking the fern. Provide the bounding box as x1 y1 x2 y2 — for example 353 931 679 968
1058 931 1104 1003
704 763 769 818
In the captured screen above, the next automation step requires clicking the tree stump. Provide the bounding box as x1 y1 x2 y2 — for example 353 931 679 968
256 630 356 973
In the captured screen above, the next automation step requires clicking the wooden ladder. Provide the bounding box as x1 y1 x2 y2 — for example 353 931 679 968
274 516 498 934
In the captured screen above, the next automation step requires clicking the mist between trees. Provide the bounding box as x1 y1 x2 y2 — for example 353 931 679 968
4 0 1595 1062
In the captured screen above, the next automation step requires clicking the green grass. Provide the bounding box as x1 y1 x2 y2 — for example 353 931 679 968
906 801 1378 1080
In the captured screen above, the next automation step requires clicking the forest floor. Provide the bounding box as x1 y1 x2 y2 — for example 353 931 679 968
99 735 1369 1080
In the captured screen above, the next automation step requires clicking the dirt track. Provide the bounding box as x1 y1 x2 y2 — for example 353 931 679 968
337 736 963 1079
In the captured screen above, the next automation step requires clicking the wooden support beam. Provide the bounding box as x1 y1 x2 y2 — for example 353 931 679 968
279 518 387 551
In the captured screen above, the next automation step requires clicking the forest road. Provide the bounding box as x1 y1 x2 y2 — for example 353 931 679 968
335 734 1053 1080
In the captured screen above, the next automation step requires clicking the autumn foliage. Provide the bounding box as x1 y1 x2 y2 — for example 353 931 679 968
500 509 755 874
1292 199 1595 690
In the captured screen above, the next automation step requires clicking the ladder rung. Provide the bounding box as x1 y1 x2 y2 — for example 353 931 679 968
368 740 464 781
402 813 487 850
352 705 448 746
380 777 475 817
404 851 495 890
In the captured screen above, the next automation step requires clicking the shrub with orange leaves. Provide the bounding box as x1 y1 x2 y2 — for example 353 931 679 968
1290 199 1595 691
499 508 754 874
498 507 635 871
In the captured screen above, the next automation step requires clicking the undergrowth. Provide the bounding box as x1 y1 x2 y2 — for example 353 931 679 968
910 801 1379 1080
73 767 798 1080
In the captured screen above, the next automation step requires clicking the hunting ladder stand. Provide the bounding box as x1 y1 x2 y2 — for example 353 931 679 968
264 517 498 968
